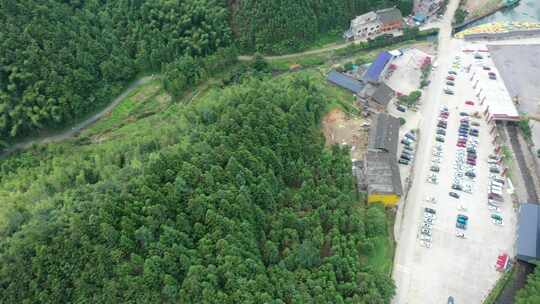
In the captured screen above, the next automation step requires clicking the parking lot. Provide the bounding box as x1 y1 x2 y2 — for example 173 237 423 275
393 37 517 303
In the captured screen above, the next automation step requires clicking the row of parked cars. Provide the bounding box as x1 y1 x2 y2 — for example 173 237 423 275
443 56 461 95
449 113 481 200
420 207 437 248
487 154 505 226
399 131 417 165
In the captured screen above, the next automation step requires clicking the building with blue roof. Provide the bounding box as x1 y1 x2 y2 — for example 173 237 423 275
363 51 393 83
326 70 365 94
517 203 540 263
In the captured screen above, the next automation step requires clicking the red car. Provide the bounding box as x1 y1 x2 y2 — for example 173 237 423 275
446 76 455 81
465 101 475 106
457 143 466 148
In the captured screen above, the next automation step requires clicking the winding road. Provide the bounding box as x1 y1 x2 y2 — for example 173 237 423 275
2 76 155 158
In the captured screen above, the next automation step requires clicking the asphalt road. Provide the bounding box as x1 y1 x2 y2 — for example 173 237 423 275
1 76 155 158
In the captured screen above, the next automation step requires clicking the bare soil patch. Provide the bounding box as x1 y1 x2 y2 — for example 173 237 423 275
322 108 369 160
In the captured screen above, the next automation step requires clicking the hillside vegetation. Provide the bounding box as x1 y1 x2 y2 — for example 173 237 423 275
230 0 413 54
516 265 540 304
0 0 231 139
0 76 395 303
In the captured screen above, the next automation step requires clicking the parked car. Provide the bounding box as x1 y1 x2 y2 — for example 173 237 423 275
465 100 475 106
401 154 412 161
446 81 455 86
465 171 476 178
483 66 491 70
459 112 469 116
398 159 409 165
397 105 406 112
489 72 497 80
436 136 445 143
444 89 454 95
431 166 440 172
449 192 460 199
401 138 412 145
448 70 457 75
446 76 456 81
437 129 446 136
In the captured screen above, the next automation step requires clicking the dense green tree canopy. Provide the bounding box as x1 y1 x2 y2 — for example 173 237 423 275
0 77 394 303
0 0 231 138
516 265 540 304
230 0 412 54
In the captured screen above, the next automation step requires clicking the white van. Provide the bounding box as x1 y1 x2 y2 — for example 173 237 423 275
490 188 503 196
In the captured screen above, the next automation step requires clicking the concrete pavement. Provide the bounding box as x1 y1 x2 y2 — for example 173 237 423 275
392 0 517 303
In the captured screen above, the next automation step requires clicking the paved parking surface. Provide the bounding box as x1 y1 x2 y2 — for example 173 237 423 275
392 9 517 302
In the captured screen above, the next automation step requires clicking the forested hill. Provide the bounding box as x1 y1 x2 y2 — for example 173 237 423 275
229 0 413 54
0 77 394 303
0 0 231 139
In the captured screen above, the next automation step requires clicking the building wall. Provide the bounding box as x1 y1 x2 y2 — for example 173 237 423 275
353 21 381 39
368 193 400 206
381 20 403 32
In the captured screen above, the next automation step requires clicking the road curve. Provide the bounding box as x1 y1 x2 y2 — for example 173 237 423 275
1 76 156 158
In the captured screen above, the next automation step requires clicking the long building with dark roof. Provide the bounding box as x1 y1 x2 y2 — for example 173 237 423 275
354 113 402 206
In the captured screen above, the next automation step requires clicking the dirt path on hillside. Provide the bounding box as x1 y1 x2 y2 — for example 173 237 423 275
1 76 155 158
238 41 352 61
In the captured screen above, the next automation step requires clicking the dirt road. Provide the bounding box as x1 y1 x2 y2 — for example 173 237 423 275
238 42 352 61
1 76 155 158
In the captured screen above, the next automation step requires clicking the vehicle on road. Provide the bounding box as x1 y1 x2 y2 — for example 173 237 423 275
488 72 497 80
483 66 491 70
456 214 469 229
449 192 460 199
465 100 474 106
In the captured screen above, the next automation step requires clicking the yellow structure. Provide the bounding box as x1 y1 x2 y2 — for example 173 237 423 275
352 113 403 207
367 193 400 206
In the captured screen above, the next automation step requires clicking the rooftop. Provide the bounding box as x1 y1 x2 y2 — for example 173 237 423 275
371 83 395 106
351 11 379 27
327 70 365 94
364 51 393 83
368 113 400 155
376 7 403 25
517 203 540 263
364 151 402 196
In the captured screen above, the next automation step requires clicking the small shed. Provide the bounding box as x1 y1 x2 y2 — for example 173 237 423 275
413 13 427 23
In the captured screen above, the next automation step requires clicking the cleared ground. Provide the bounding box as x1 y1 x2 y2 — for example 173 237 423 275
392 7 517 302
322 108 368 160
386 48 432 95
